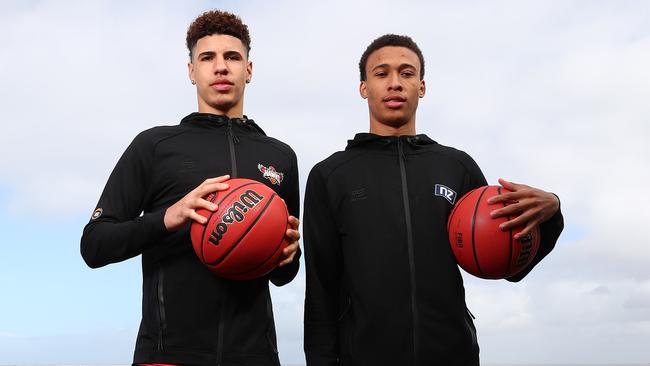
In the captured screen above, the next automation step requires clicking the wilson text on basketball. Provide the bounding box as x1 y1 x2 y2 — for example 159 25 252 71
208 190 265 246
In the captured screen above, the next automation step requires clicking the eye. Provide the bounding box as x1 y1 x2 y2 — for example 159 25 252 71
401 71 415 77
200 55 213 61
375 71 387 77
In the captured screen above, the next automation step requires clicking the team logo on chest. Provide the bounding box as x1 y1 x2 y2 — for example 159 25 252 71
258 163 284 186
434 184 457 205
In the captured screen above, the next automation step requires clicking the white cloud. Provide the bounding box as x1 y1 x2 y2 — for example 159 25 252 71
1 0 650 364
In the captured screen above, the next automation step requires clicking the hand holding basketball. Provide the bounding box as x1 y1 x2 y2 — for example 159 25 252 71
487 178 560 239
278 216 300 267
164 175 231 232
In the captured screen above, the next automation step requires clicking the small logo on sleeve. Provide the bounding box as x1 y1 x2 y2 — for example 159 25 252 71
91 208 103 220
258 164 284 186
434 184 457 205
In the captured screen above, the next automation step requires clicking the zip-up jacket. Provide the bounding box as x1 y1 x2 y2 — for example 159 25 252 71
80 112 300 366
303 133 564 366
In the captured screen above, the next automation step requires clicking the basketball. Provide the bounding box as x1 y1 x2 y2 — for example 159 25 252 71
190 178 289 280
447 185 540 279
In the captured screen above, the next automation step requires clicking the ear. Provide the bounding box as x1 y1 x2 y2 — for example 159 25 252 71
188 61 195 84
246 60 253 84
419 79 426 98
359 81 368 99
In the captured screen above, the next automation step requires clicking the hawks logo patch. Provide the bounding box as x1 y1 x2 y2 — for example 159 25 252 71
258 164 284 186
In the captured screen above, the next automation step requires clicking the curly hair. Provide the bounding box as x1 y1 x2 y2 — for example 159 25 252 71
186 10 251 59
358 34 425 81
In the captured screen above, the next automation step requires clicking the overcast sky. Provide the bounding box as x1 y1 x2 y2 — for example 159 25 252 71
0 0 649 364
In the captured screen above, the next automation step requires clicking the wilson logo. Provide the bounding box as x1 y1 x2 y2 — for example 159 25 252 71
515 232 534 267
208 190 265 246
434 184 457 204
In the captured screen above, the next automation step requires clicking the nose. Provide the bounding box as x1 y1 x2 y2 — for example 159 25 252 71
213 55 228 75
387 72 402 91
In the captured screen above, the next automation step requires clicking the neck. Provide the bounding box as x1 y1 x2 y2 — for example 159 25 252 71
369 116 416 136
197 98 244 119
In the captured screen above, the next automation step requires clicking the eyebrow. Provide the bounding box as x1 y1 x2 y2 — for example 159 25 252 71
197 50 243 59
371 63 417 72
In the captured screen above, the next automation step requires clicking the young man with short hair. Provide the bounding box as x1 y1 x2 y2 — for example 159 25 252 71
303 34 564 365
81 10 300 366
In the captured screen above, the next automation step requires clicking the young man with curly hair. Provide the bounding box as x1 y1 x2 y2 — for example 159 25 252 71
81 10 300 366
303 34 564 365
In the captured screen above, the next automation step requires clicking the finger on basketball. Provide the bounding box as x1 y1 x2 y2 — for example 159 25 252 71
199 182 229 196
283 241 298 255
196 198 217 211
189 210 208 224
288 215 300 230
497 178 519 190
285 228 300 241
499 211 535 231
278 251 296 267
514 222 536 240
202 175 230 184
490 202 525 218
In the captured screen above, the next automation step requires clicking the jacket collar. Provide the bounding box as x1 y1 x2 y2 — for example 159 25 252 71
180 112 266 135
346 132 436 150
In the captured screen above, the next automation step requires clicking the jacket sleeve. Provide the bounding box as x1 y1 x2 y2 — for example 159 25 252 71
80 132 168 269
303 166 342 366
507 194 564 282
269 149 301 286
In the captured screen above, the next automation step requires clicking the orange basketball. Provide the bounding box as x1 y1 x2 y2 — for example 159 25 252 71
447 185 540 279
190 178 289 280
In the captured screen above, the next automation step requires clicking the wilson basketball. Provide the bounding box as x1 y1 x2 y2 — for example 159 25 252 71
190 178 289 280
447 185 540 279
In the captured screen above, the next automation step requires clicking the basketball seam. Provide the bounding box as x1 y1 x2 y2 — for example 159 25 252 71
471 186 489 277
206 192 277 266
198 191 220 263
228 196 288 276
200 181 259 264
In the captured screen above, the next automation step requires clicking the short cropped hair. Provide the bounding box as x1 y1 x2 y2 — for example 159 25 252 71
359 34 425 81
186 10 251 59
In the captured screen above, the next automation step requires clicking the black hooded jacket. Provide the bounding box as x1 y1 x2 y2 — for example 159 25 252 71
81 112 300 366
303 133 563 366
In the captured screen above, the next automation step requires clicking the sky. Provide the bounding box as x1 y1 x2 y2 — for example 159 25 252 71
0 0 649 364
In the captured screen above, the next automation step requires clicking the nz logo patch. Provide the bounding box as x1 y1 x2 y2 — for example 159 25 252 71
258 164 284 186
434 184 457 205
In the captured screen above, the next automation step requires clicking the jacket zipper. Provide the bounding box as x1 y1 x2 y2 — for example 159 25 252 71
156 264 167 351
226 121 239 178
216 119 238 365
397 137 419 363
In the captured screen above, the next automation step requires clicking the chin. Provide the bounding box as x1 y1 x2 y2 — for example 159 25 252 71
380 116 410 128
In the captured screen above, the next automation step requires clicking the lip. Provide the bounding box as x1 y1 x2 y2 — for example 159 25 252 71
210 79 234 92
383 95 406 108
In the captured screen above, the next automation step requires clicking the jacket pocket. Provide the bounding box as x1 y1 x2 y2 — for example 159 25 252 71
464 307 478 349
265 294 278 354
338 297 353 357
156 264 167 351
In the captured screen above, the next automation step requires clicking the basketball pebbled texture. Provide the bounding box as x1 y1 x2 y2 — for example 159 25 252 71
190 178 289 280
447 185 540 279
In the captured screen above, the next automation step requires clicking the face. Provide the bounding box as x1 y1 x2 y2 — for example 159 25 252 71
188 34 252 116
360 46 425 131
